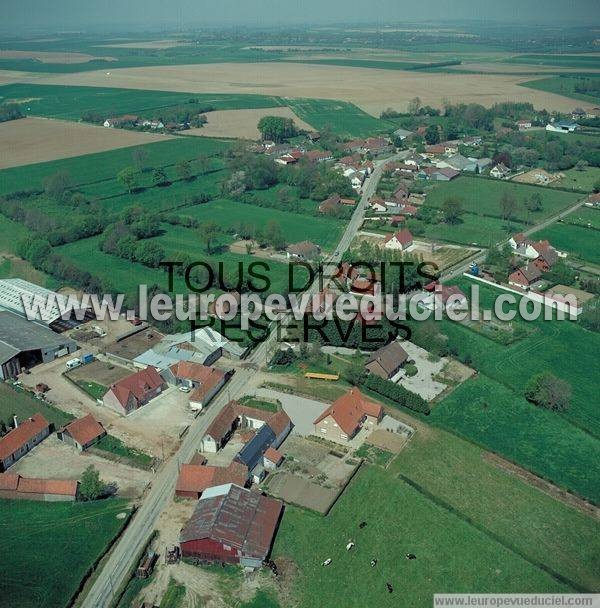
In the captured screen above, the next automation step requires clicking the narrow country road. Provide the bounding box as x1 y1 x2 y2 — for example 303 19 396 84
81 152 403 608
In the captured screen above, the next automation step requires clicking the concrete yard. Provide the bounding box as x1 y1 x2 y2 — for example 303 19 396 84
11 435 152 499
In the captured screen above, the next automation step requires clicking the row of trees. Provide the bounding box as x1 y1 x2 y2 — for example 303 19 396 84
0 103 23 123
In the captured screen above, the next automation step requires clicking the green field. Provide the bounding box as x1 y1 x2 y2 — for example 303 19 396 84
273 466 571 608
0 498 129 608
430 375 600 503
0 383 73 428
414 213 526 246
558 167 600 192
508 55 600 69
181 198 343 249
520 76 600 104
285 58 458 71
532 222 600 265
287 98 394 138
0 136 230 195
564 206 600 229
392 427 600 591
425 176 582 223
442 279 600 438
0 83 284 120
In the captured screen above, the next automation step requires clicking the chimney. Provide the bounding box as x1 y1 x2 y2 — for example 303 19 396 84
12 415 18 429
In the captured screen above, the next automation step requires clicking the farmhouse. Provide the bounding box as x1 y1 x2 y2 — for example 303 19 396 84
313 388 383 443
0 414 51 472
318 193 355 214
286 241 321 261
361 137 393 157
463 135 483 146
179 483 283 568
0 311 77 380
57 414 106 451
0 278 93 331
384 229 414 251
163 361 228 410
422 283 468 311
175 462 248 499
546 120 578 133
365 341 409 380
393 128 413 140
263 447 284 469
200 400 292 454
508 264 543 290
0 473 78 502
509 234 560 266
516 119 532 130
490 163 510 179
305 150 333 163
103 367 165 415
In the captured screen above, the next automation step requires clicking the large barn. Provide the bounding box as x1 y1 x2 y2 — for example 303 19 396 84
0 278 93 332
179 483 283 568
0 311 77 380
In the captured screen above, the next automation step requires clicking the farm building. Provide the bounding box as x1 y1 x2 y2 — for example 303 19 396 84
0 413 51 472
313 388 383 443
179 483 283 568
509 264 543 290
175 461 248 499
57 414 106 451
263 447 283 469
365 341 409 380
0 278 93 332
162 361 229 410
0 473 78 502
384 229 414 251
134 326 246 368
0 311 77 380
103 367 165 415
200 401 292 454
286 241 321 261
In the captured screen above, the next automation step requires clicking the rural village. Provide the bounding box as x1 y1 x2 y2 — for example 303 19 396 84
0 14 599 608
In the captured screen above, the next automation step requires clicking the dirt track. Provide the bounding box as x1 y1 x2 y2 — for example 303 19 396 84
0 117 174 169
19 62 592 115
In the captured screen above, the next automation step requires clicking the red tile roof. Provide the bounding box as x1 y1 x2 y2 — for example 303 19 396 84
313 388 382 436
0 414 50 462
108 367 164 409
385 228 413 245
170 361 226 404
264 447 283 465
61 414 105 447
0 473 78 497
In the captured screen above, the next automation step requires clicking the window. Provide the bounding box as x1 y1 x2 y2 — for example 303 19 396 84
320 428 327 434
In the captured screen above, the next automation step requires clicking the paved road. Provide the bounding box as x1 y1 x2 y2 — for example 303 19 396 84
82 154 401 608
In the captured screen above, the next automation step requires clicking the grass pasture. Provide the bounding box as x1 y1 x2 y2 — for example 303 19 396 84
0 135 230 195
430 375 600 504
532 222 600 265
0 498 129 608
273 466 572 608
181 198 343 249
392 427 600 592
425 176 582 223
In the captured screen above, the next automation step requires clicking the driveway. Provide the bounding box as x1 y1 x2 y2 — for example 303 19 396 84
392 341 448 401
254 388 327 436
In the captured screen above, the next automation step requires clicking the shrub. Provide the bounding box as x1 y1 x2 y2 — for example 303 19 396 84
364 374 430 414
404 364 418 377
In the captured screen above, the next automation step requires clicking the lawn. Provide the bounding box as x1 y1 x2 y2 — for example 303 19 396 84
0 383 73 428
0 135 230 195
273 466 571 608
391 426 600 591
0 498 130 608
430 375 600 504
181 197 344 249
425 176 582 223
564 206 600 229
0 83 285 121
74 379 107 401
532 222 600 265
286 98 394 138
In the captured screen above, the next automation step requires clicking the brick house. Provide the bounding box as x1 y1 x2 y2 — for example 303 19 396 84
103 367 165 415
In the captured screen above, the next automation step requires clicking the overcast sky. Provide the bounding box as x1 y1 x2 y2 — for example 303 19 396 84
2 0 598 31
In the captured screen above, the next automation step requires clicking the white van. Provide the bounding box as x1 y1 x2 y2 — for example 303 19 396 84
66 358 82 370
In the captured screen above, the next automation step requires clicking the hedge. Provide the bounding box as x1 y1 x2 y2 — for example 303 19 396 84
364 374 430 415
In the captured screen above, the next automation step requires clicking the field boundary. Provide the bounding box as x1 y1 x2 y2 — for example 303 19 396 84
397 474 589 593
